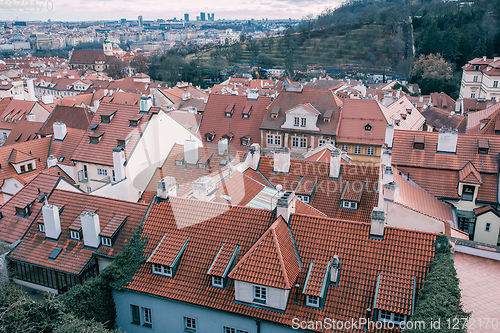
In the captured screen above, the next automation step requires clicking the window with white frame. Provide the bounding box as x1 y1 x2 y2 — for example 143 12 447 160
306 295 320 307
292 137 299 147
341 145 348 152
378 310 406 325
152 264 173 277
297 195 310 203
301 117 307 127
101 237 112 246
253 285 267 303
294 117 300 126
185 317 196 330
494 81 498 88
274 135 281 146
471 93 476 98
97 168 107 176
300 137 307 148
211 276 224 287
342 201 358 209
354 146 361 154
38 223 45 233
142 307 152 327
318 139 326 147
224 327 249 333
367 146 374 156
473 76 478 82
486 223 491 232
70 230 80 240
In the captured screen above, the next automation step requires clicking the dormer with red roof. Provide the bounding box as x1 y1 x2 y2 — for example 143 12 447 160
228 217 301 311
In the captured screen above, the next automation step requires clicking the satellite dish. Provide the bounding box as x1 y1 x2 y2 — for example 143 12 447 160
276 184 283 191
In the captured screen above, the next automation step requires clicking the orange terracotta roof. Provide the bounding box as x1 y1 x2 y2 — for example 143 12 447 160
421 106 466 133
148 233 189 267
337 99 387 145
37 105 93 136
207 243 239 277
199 94 272 151
49 128 87 166
295 200 327 217
302 258 329 296
458 162 482 185
3 120 43 145
125 197 437 330
384 96 425 130
375 271 415 315
229 216 300 289
8 189 148 275
9 149 34 164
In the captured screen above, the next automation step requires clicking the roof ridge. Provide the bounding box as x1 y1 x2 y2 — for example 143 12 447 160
270 218 291 289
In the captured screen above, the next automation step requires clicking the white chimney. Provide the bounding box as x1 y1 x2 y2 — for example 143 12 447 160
381 145 392 166
192 176 216 201
157 176 177 199
41 95 54 105
419 96 423 103
140 95 152 112
385 123 394 149
384 182 399 202
382 166 394 185
182 92 191 101
437 128 458 153
53 121 67 140
113 148 126 182
247 143 261 170
247 88 259 100
93 100 100 112
273 147 290 173
276 191 296 223
103 89 108 96
42 204 61 239
218 138 228 156
330 255 341 284
184 139 198 164
27 79 36 101
329 148 341 178
47 155 57 168
369 207 385 238
80 212 101 248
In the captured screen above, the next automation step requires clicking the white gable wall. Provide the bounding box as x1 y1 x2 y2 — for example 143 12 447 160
281 106 320 132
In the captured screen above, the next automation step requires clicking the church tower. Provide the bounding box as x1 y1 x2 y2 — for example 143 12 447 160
103 33 113 56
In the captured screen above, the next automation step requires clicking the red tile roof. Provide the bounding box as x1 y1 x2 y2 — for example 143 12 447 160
71 102 157 166
421 106 466 133
69 50 106 64
256 157 379 222
458 162 482 185
207 243 239 277
37 105 93 136
260 89 342 136
302 258 329 296
8 189 148 275
337 99 387 145
199 94 272 150
0 173 62 244
147 233 189 267
125 197 437 331
229 216 300 289
375 271 415 315
3 120 43 145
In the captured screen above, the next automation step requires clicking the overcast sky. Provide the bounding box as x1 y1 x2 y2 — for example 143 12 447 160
1 0 342 22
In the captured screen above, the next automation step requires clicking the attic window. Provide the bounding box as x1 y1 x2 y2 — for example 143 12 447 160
305 295 320 308
152 264 172 277
15 204 31 218
341 201 358 210
400 113 407 120
406 108 412 115
240 136 251 146
365 124 372 131
89 134 103 144
222 133 234 142
474 65 480 71
100 115 111 123
478 139 489 154
101 237 112 247
413 135 425 149
205 132 215 142
211 276 224 288
91 124 99 131
225 104 234 118
129 120 139 127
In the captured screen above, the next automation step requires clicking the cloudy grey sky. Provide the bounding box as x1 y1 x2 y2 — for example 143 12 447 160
1 0 342 22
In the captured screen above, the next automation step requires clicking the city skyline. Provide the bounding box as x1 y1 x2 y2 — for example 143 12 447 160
0 0 341 22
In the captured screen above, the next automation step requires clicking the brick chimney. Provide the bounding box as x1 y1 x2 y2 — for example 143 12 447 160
184 139 198 165
113 148 126 182
247 143 261 170
370 207 385 238
157 176 177 199
81 212 101 248
273 147 290 173
329 148 341 178
384 182 399 202
382 166 394 185
330 255 341 284
385 123 394 149
276 191 296 223
53 121 67 141
42 203 61 240
218 138 228 156
437 128 458 153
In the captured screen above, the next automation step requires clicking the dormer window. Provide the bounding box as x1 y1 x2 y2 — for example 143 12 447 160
413 135 425 149
271 114 278 119
301 118 307 127
70 230 80 240
129 120 139 127
378 310 407 326
306 295 320 308
242 105 252 119
240 136 251 146
20 165 25 173
253 286 267 303
225 104 234 118
342 201 358 209
101 115 110 123
474 65 480 71
15 204 31 218
462 185 475 201
152 264 173 277
117 139 126 147
365 124 372 131
38 223 45 233
101 237 112 247
211 276 224 288
478 139 489 154
324 118 330 123
205 132 215 142
89 136 101 144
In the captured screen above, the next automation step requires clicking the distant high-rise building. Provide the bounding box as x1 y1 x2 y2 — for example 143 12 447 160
138 15 143 27
184 13 189 22
200 12 206 21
